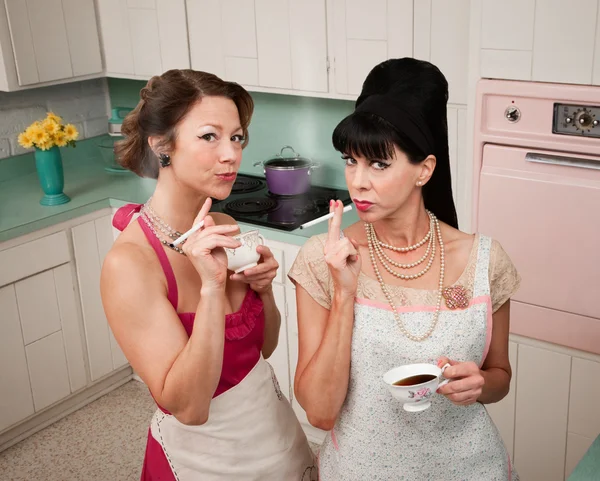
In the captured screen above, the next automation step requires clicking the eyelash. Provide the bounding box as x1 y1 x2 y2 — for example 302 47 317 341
199 133 246 142
341 155 390 170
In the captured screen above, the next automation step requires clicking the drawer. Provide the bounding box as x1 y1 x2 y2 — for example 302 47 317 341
0 231 71 287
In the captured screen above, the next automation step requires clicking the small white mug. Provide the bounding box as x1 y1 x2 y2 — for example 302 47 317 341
382 363 451 412
225 229 265 274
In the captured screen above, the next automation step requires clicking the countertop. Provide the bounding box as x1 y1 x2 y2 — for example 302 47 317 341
0 150 359 245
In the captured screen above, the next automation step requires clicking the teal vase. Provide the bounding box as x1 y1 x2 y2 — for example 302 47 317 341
34 146 70 206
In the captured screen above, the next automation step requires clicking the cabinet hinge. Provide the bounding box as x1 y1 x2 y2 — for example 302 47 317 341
326 57 331 73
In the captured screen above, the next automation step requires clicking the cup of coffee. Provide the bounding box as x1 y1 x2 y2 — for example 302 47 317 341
225 230 265 273
382 363 451 412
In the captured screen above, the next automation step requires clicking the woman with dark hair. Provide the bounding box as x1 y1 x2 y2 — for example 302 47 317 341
101 69 316 481
289 58 520 479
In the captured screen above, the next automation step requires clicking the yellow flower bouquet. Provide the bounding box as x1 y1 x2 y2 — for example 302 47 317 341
19 112 76 206
18 112 79 151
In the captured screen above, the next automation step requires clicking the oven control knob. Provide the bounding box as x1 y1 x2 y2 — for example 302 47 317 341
574 108 594 129
505 106 521 123
594 119 599 127
565 117 573 124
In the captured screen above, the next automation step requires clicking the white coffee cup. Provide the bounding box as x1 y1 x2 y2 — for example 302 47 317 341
225 229 265 274
382 363 451 412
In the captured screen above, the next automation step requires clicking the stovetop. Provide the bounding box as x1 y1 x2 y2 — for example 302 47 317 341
210 174 351 231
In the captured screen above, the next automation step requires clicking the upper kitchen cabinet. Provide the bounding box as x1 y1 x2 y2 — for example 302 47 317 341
186 0 328 94
329 0 413 97
413 0 470 105
96 0 190 79
479 0 600 86
0 0 103 91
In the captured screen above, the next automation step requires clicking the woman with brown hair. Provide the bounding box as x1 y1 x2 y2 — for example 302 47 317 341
100 69 316 481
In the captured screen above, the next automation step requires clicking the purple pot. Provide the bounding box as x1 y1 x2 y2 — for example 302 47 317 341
254 146 318 196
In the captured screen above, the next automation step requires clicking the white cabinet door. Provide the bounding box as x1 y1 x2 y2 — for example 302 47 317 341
286 285 304 415
186 0 225 78
97 0 189 78
4 0 102 86
129 7 162 77
413 0 470 104
4 0 40 85
532 0 597 85
96 0 135 75
95 216 129 370
331 0 413 95
6 0 72 84
72 217 128 382
255 0 292 89
199 0 259 85
25 331 71 412
61 0 103 77
485 341 518 459
0 285 35 432
269 283 291 400
288 0 328 92
513 344 571 481
188 0 328 92
15 270 63 346
254 0 328 92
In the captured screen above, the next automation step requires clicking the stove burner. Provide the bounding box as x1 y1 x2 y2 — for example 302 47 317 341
231 177 265 194
225 198 277 215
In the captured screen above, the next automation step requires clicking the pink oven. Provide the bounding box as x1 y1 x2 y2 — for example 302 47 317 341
472 80 600 355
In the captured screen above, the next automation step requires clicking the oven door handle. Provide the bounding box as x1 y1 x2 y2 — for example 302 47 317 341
526 152 600 171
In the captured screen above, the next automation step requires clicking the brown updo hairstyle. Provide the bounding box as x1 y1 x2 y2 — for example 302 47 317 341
115 69 254 179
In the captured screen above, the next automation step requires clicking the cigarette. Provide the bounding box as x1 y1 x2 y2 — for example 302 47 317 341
170 220 205 247
299 204 352 229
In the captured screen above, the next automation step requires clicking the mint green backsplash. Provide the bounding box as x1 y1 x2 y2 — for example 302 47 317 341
107 78 355 189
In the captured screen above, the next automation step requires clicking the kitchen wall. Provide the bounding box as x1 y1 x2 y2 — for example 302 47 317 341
0 78 109 179
108 78 355 189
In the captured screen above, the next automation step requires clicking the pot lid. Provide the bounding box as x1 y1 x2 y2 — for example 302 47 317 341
255 145 317 170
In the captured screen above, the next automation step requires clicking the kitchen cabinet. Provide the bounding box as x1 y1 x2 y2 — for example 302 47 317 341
329 0 413 96
479 0 600 86
262 238 327 443
0 232 86 432
269 283 291 401
96 0 189 78
0 0 102 91
413 0 470 105
0 211 133 451
514 344 571 481
485 341 518 459
186 0 328 93
72 216 128 382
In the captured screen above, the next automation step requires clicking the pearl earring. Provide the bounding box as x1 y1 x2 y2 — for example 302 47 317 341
417 181 423 186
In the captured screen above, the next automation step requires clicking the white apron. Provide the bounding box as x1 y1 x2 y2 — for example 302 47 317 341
150 356 317 480
318 235 519 480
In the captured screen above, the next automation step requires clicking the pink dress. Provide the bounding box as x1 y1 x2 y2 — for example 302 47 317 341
112 204 316 481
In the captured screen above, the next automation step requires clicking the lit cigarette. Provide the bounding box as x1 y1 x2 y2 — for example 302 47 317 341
299 204 352 229
170 220 205 247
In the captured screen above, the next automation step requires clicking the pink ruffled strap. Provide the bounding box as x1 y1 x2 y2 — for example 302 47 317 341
225 290 265 341
112 203 143 231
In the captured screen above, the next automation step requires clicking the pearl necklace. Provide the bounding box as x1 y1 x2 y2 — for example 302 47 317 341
367 212 435 278
140 200 187 256
365 214 445 342
377 222 431 252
